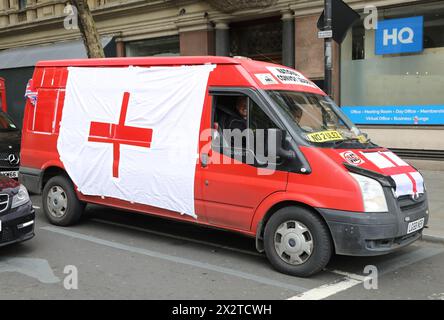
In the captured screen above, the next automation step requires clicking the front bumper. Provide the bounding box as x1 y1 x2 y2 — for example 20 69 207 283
0 202 35 247
318 191 429 256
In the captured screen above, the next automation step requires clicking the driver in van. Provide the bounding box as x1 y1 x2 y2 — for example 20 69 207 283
228 96 248 131
291 105 303 124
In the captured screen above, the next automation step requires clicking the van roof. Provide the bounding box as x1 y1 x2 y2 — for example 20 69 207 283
36 56 242 67
35 56 326 96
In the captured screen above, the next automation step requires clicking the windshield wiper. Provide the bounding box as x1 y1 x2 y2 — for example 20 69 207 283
332 138 376 149
331 138 361 149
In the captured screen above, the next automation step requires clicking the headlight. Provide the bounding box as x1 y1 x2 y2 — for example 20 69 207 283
11 184 30 209
349 173 388 213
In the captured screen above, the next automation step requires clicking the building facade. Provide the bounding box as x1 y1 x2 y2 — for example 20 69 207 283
0 0 442 168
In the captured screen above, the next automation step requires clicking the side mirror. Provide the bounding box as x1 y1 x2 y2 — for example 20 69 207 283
268 128 295 160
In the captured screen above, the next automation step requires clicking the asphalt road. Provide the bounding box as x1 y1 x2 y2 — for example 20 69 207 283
0 194 444 300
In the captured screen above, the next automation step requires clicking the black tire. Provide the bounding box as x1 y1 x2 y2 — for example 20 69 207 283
264 206 332 277
42 175 85 226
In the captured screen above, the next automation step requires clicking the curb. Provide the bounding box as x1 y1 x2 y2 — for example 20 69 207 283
422 233 444 245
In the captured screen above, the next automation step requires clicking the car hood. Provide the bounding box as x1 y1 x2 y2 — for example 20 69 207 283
0 130 21 151
0 175 20 192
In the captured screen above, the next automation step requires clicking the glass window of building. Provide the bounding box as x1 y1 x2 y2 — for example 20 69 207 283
126 36 180 57
18 0 26 10
230 18 282 64
341 1 444 126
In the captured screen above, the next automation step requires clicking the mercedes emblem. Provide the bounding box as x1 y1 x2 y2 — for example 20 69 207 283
8 153 20 166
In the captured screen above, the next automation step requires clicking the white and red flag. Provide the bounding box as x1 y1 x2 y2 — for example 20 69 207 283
25 79 38 106
360 151 424 197
57 65 215 218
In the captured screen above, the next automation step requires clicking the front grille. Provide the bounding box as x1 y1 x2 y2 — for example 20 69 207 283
366 230 422 250
397 194 426 212
0 194 8 213
0 226 15 243
0 217 34 244
18 225 33 235
0 152 20 168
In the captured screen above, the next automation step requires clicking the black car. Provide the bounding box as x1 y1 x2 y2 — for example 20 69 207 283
0 111 21 179
0 176 35 246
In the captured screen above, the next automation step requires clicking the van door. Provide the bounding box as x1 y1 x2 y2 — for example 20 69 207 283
200 89 288 232
0 78 6 112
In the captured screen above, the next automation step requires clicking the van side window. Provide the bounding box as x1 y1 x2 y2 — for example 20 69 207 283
212 94 279 165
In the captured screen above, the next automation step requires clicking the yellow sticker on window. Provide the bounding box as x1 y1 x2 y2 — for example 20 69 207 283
306 130 344 143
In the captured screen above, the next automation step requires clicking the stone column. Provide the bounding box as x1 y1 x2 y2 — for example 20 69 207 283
0 15 7 28
215 22 229 56
282 11 295 68
116 40 125 57
179 28 215 56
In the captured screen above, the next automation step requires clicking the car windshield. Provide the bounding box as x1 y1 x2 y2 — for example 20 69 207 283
0 111 18 132
267 90 370 146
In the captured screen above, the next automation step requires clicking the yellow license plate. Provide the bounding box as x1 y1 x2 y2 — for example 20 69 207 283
306 130 344 143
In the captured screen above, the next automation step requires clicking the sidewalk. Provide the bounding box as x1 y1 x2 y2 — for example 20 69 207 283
421 171 444 243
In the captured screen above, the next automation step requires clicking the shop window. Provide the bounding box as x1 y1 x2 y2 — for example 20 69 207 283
341 1 444 115
18 0 26 10
125 36 180 57
352 23 365 60
424 17 444 49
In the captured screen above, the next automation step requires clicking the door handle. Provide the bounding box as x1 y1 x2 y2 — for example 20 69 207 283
200 153 209 168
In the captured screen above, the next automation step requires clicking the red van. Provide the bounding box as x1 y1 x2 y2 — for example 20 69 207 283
19 57 429 277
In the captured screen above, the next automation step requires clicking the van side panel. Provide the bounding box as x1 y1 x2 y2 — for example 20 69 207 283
20 61 273 236
21 67 66 174
207 65 255 87
0 78 7 112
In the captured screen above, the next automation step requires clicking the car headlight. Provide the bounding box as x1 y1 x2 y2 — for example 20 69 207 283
11 184 30 209
349 173 388 213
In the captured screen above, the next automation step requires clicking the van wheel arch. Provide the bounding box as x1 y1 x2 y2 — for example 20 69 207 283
41 166 69 191
255 201 334 254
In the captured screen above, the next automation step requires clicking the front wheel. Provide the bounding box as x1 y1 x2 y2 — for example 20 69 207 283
42 175 85 226
264 206 333 277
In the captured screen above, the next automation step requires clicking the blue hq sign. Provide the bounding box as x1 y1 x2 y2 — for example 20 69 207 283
375 16 423 55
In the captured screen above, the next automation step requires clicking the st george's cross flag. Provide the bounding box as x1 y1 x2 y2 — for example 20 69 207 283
57 65 215 218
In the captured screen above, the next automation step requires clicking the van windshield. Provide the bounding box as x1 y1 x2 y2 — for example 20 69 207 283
267 90 370 147
0 111 18 132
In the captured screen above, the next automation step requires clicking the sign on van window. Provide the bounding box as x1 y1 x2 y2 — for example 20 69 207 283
375 16 423 55
266 67 318 88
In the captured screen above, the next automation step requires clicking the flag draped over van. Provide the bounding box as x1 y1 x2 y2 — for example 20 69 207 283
57 65 215 218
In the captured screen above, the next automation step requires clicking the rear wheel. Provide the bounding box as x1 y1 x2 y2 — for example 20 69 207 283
42 175 85 226
264 206 332 277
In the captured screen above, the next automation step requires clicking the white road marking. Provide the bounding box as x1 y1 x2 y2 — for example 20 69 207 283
41 226 308 293
288 247 444 300
32 206 41 209
373 247 444 276
91 218 263 257
288 277 362 300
